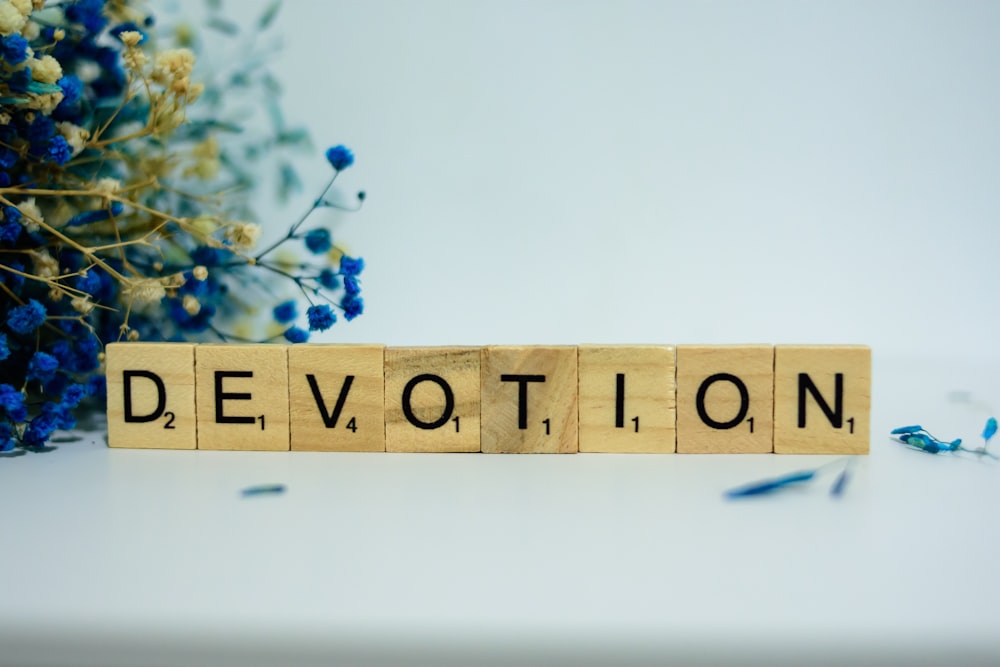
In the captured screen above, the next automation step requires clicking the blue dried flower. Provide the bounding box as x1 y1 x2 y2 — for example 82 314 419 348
27 351 60 383
86 375 107 399
47 136 73 165
272 300 297 324
22 410 58 447
317 268 339 290
0 34 29 65
340 256 364 277
325 145 355 171
8 67 31 94
27 115 56 150
0 222 20 244
343 275 360 296
307 304 336 331
7 299 47 335
191 246 232 267
41 400 76 430
57 75 83 107
168 300 216 332
3 260 25 291
3 205 21 225
0 423 13 452
0 146 16 169
0 333 8 361
284 326 309 343
0 384 27 422
342 294 363 321
64 0 110 34
62 384 87 408
304 228 332 254
66 203 125 227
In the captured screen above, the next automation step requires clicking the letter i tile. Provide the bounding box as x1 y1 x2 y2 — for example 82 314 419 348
106 342 197 449
481 346 578 454
288 344 385 452
195 344 290 451
578 345 676 453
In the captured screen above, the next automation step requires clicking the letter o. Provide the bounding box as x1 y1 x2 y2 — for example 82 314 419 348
695 373 750 430
401 374 455 430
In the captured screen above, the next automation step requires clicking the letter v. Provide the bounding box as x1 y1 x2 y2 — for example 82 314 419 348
306 374 354 428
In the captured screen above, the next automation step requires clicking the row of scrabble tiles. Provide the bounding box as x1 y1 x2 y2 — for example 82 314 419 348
106 343 871 454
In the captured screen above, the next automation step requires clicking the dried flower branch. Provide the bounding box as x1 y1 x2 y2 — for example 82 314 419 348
0 0 366 451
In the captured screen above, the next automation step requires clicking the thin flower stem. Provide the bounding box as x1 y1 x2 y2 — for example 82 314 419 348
254 173 339 261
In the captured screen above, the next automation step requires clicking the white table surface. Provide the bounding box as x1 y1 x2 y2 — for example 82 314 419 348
2 354 999 667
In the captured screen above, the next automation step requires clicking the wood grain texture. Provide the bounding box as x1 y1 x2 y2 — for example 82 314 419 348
106 342 197 449
578 345 675 453
195 345 290 451
481 346 578 454
385 347 481 453
773 345 871 454
288 344 385 452
676 345 774 454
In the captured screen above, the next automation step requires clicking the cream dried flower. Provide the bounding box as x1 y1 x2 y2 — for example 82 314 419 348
95 178 122 196
182 294 201 316
225 222 262 252
56 122 90 156
30 249 59 278
125 279 167 304
0 1 27 36
71 296 95 315
17 197 42 232
30 55 63 85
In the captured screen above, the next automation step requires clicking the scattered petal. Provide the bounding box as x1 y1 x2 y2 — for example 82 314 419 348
725 470 817 499
240 484 286 497
983 417 997 444
830 465 851 498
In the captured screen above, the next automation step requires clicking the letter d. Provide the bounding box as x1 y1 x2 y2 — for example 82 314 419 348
123 370 167 423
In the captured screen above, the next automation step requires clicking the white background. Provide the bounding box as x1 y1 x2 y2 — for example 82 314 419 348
241 0 1000 356
5 3 1000 665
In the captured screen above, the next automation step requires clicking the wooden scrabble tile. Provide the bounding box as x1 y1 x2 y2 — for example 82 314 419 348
578 345 675 453
481 346 578 454
773 345 871 454
195 344 290 451
676 345 774 454
288 344 385 452
385 347 481 453
106 342 197 449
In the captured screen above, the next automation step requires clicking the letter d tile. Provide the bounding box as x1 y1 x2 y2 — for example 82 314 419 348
107 342 197 449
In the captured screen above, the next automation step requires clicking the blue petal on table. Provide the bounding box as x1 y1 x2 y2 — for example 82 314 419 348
240 484 287 497
890 425 924 435
983 417 998 443
901 433 941 453
829 466 852 497
724 470 817 499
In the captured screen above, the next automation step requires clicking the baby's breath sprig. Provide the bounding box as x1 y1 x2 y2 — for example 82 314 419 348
0 0 366 452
